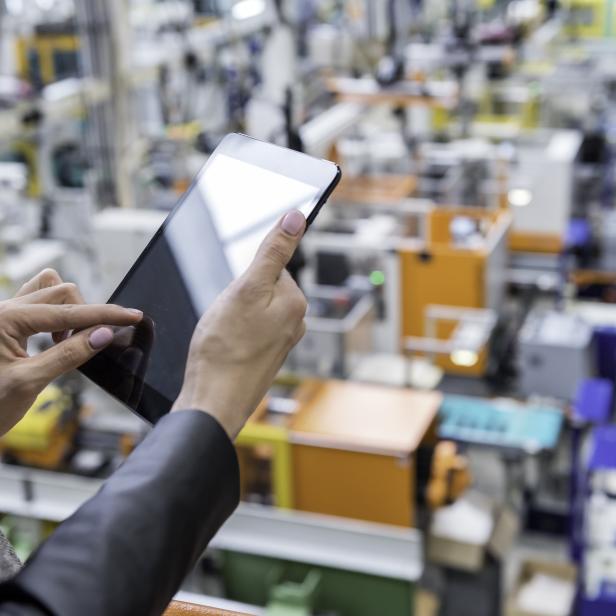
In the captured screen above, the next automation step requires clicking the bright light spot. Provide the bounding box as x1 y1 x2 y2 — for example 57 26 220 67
369 270 386 286
450 349 479 367
231 0 265 20
508 188 532 208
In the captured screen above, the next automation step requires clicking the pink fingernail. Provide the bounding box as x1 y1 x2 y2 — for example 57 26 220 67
128 308 143 318
89 327 114 350
281 210 305 236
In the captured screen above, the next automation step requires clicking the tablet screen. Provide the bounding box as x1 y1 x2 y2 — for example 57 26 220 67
80 136 335 424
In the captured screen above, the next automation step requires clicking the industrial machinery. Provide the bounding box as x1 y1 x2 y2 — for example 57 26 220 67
518 309 595 400
0 385 78 470
288 285 376 378
399 207 510 376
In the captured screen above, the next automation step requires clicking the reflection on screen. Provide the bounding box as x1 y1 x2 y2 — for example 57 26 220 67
81 152 321 424
199 154 320 276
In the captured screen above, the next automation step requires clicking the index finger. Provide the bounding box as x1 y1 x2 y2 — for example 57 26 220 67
13 304 143 336
248 210 306 285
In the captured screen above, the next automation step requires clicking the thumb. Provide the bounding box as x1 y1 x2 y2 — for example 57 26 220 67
28 326 114 384
249 210 306 284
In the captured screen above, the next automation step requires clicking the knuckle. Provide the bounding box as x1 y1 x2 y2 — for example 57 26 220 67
57 282 79 302
61 303 77 317
60 340 82 366
283 328 297 346
237 277 267 300
58 304 78 327
263 241 290 268
289 294 308 318
40 268 62 287
63 282 78 295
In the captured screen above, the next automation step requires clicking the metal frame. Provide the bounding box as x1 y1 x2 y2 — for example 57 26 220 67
0 464 423 583
404 304 497 357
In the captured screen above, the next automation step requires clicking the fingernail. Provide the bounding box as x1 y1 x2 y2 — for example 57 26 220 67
89 327 114 350
281 210 305 236
128 309 143 318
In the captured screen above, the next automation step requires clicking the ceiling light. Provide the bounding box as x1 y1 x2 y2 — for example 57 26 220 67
508 188 532 208
450 349 479 367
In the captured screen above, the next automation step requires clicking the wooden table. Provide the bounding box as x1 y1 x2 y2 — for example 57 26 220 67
289 380 442 526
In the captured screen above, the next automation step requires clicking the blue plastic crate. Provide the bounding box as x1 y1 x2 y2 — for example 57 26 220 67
439 395 563 453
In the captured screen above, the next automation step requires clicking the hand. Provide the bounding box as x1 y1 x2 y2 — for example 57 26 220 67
172 210 308 439
0 269 143 436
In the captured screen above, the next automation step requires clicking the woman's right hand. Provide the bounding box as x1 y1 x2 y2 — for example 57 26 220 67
172 210 308 439
0 269 143 436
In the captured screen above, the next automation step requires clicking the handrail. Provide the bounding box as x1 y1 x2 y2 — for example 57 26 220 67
164 600 248 616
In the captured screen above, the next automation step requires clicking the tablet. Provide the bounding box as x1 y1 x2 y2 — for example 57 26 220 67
80 134 341 423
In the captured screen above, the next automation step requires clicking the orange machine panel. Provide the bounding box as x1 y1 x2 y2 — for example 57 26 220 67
292 444 415 526
399 247 487 375
289 381 441 526
509 231 563 254
399 248 485 339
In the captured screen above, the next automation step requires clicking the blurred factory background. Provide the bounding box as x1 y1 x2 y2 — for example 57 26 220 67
2 0 616 614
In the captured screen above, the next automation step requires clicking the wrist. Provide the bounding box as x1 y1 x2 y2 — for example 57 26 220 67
171 394 240 441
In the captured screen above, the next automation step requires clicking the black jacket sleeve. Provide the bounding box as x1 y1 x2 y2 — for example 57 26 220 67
0 410 240 616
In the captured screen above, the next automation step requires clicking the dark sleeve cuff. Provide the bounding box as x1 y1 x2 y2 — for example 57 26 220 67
2 410 239 616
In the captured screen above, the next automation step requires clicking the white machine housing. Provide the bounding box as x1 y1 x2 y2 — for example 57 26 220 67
518 309 594 400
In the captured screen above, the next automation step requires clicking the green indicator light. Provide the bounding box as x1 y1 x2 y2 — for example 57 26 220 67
370 270 386 286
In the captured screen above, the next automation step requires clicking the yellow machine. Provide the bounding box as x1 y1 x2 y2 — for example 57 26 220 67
16 26 80 86
426 441 472 510
562 0 616 38
7 141 42 198
0 385 78 469
399 207 511 376
475 82 541 134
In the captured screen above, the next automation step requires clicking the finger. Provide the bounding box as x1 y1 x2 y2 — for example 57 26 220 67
248 210 306 285
12 304 143 336
14 268 63 298
14 282 84 306
27 326 115 385
14 282 86 343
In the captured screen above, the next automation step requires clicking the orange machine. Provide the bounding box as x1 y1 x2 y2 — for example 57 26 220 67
288 380 441 527
237 379 441 527
399 207 511 376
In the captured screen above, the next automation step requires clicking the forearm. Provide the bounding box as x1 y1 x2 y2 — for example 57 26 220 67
0 411 239 616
